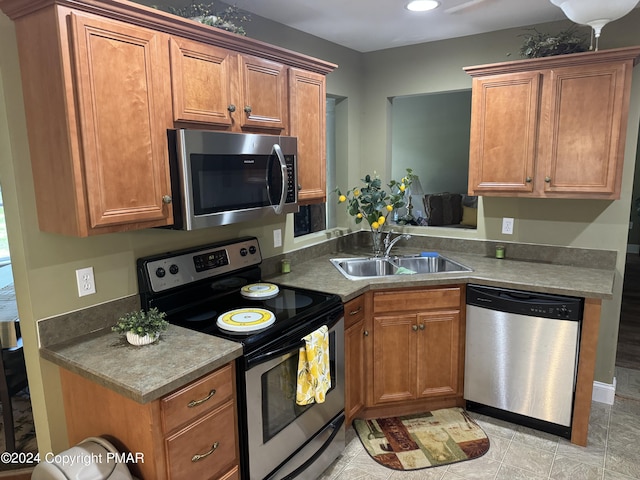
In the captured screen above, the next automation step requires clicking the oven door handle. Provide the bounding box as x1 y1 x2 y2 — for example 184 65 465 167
270 143 288 215
265 412 345 480
246 340 304 369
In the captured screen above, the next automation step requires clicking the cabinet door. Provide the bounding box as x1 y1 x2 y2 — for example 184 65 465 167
169 37 235 127
371 314 417 405
468 71 540 195
238 54 287 131
344 296 366 424
70 13 172 228
289 68 327 204
541 62 630 197
416 311 460 398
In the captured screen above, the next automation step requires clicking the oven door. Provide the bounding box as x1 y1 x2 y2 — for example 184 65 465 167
244 317 345 480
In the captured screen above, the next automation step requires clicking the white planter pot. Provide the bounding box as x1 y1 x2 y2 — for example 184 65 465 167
126 331 159 346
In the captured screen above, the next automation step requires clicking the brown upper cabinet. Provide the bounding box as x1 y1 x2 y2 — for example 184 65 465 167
1 0 336 236
465 47 640 200
11 7 174 236
169 37 288 132
289 68 328 204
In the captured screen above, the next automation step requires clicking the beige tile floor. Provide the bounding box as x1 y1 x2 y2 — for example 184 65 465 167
320 368 640 480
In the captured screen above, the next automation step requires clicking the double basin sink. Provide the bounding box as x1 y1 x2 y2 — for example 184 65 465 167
330 253 472 281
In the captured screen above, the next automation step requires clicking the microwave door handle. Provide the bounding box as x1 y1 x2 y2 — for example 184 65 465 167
271 143 288 214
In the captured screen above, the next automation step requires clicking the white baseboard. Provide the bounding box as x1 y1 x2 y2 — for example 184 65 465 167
592 377 616 405
627 244 639 254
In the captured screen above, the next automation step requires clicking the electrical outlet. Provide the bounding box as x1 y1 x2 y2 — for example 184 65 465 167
502 217 514 235
273 229 282 248
76 267 96 297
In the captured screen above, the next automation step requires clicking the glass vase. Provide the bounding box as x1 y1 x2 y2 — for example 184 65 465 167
371 230 384 257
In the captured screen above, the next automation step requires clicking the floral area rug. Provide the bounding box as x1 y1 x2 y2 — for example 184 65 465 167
0 388 38 470
353 407 489 471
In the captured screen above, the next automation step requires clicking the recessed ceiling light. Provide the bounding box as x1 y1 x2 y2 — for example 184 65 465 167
406 0 440 12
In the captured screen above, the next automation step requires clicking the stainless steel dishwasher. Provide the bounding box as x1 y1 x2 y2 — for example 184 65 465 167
464 284 583 438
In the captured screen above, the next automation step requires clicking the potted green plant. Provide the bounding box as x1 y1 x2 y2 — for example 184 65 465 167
163 2 250 36
112 307 169 346
519 27 589 58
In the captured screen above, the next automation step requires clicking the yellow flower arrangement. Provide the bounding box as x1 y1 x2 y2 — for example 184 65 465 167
335 168 416 232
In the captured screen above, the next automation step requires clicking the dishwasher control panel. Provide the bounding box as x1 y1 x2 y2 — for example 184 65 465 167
466 284 583 321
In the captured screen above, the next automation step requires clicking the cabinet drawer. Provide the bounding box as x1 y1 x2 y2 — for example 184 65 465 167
344 295 365 329
373 287 461 314
219 466 240 480
165 400 238 480
162 363 234 433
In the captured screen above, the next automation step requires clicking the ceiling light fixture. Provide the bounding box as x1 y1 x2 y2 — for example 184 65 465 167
406 0 440 12
550 0 640 51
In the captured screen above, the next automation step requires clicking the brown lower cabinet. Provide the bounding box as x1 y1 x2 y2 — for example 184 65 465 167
59 363 239 480
345 286 466 424
344 295 366 425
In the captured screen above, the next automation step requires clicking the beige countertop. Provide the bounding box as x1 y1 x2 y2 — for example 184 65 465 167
266 248 615 302
40 324 242 403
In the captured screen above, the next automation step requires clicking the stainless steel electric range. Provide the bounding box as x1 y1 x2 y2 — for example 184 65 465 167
137 237 345 480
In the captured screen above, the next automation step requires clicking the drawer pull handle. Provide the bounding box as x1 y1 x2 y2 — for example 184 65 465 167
192 441 219 462
188 389 216 408
349 306 362 316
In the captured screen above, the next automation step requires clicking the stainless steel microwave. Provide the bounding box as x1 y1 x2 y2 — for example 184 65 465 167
167 129 298 230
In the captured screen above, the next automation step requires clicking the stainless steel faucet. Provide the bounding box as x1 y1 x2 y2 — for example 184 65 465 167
383 232 411 257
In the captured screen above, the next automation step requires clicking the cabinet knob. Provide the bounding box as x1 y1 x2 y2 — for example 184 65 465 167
363 330 369 337
412 325 418 331
419 324 425 330
162 195 172 205
228 104 236 113
244 105 252 114
525 176 532 183
545 176 551 183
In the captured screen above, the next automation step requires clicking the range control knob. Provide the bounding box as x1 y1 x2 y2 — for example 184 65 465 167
249 245 257 255
155 267 166 278
240 248 248 256
169 264 179 275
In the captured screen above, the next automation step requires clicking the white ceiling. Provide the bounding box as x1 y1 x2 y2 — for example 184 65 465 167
230 0 570 52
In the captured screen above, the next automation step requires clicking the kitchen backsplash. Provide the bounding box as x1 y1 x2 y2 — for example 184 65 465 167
38 232 616 348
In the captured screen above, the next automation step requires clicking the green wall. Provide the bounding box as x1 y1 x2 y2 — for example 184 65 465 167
1 4 639 453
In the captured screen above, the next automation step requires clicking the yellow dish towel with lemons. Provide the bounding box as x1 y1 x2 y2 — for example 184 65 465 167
296 325 330 405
